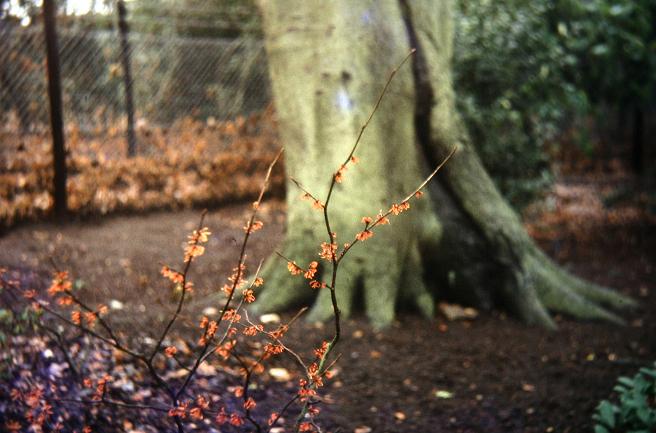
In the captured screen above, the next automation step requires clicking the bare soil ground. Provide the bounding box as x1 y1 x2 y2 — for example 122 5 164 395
0 175 654 433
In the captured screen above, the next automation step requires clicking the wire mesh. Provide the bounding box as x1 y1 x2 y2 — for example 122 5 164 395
0 2 281 226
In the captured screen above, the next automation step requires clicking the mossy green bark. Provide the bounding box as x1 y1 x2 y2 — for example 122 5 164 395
253 0 635 329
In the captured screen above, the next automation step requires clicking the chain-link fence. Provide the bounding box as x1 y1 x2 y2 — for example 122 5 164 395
0 1 283 227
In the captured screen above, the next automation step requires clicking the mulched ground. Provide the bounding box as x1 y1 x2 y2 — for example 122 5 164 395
0 175 654 433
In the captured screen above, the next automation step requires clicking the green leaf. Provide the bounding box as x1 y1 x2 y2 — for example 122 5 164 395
594 425 610 433
618 377 635 388
597 401 616 428
592 44 610 56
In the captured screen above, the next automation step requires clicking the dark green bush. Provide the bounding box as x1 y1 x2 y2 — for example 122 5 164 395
593 363 656 433
453 0 587 208
454 0 656 202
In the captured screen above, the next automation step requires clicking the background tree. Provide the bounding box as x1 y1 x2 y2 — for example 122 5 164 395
252 0 635 329
555 0 656 175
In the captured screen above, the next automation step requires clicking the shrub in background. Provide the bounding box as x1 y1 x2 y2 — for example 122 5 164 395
453 0 587 208
593 362 656 433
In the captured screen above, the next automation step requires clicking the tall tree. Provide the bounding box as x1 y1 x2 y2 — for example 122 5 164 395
253 0 635 329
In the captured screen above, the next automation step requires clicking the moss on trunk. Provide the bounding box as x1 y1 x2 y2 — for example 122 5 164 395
253 0 635 329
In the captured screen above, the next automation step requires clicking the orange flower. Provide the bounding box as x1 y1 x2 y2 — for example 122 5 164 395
243 325 263 336
196 395 210 409
188 227 211 244
199 316 209 328
184 245 205 262
319 242 337 261
83 312 97 328
243 397 256 410
390 201 410 215
287 261 303 275
57 296 73 306
309 406 321 415
206 321 218 338
304 261 318 279
215 341 234 359
71 310 81 325
253 277 264 287
189 407 203 420
223 309 241 321
361 216 373 225
244 220 264 233
299 422 314 431
229 414 244 426
309 280 324 289
264 343 284 356
312 199 325 210
97 304 109 315
215 407 228 424
376 212 390 225
242 289 255 303
221 284 233 296
22 289 36 299
268 412 279 426
5 421 21 431
334 165 346 183
161 266 184 284
47 271 71 296
355 230 374 241
314 341 329 358
415 190 424 198
350 155 360 164
268 324 289 339
165 346 177 358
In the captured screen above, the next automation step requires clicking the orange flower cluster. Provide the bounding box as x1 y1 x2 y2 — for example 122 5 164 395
242 288 256 303
319 242 337 261
243 397 256 410
334 164 347 183
222 309 241 322
243 324 263 336
390 201 410 215
299 422 315 431
184 227 211 263
355 230 374 241
300 192 325 210
304 261 318 280
264 343 284 357
198 317 219 346
243 219 264 233
222 264 247 297
161 266 184 284
314 341 329 359
47 271 72 296
287 261 303 275
215 341 235 359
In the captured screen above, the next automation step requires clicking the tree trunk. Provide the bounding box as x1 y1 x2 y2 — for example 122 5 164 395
253 0 635 329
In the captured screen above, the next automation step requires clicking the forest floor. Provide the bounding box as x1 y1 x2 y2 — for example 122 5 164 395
0 171 654 433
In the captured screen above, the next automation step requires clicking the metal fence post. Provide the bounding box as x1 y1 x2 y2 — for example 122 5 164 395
117 0 137 157
43 0 68 219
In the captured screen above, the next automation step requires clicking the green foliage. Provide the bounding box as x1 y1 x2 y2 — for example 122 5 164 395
453 0 587 208
0 295 41 346
453 0 656 205
593 363 656 433
556 0 656 108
